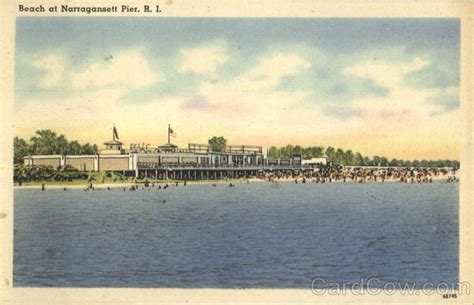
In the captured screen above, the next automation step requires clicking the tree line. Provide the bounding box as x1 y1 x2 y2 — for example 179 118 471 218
14 129 98 164
14 131 460 169
267 145 460 168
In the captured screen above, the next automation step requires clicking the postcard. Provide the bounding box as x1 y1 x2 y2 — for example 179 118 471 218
0 0 473 304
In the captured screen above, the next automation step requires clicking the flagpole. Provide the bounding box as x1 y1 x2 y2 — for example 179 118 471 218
113 123 115 141
168 124 170 145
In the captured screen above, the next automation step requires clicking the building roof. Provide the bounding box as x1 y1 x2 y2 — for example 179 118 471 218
104 139 124 145
158 143 178 149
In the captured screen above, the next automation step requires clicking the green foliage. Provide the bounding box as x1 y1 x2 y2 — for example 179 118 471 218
14 137 30 164
266 144 460 168
325 146 335 161
267 145 325 159
13 165 90 182
267 146 281 158
208 136 227 152
14 129 98 164
13 166 129 183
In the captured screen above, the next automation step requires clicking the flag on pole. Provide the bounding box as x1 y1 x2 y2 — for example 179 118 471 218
169 126 177 138
113 125 119 140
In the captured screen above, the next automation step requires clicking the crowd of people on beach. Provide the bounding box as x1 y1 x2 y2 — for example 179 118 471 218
257 166 459 184
36 166 458 191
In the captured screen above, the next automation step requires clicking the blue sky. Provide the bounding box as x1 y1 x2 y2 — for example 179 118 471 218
14 18 461 159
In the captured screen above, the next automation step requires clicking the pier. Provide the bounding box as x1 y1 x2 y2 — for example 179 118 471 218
23 125 320 180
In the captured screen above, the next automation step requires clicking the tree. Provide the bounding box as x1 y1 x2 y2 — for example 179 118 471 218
444 160 454 168
302 147 312 158
56 134 68 155
344 150 355 165
14 137 30 164
67 141 82 155
208 136 227 152
30 130 59 155
372 155 381 166
453 160 460 169
267 146 280 158
81 143 98 155
325 146 335 162
279 145 294 158
269 143 460 168
293 145 303 155
22 129 98 158
354 153 364 166
380 157 388 166
311 146 324 158
335 148 345 164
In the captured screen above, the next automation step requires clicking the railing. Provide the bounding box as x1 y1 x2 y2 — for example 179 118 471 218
225 145 263 153
136 162 318 170
137 163 266 169
187 143 210 152
187 143 263 154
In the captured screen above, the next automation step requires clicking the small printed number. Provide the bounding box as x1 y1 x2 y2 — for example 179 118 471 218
442 294 457 299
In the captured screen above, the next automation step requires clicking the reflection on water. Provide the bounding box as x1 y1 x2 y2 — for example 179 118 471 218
14 182 458 287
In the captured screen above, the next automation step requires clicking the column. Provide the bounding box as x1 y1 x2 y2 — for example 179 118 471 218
94 155 99 172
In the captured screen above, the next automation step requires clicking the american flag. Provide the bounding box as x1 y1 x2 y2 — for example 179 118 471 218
169 126 177 138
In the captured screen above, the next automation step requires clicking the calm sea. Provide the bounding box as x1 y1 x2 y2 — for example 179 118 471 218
13 182 458 288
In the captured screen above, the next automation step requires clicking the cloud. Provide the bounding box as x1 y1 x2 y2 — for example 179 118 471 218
218 52 311 93
14 19 461 160
31 54 66 88
402 63 459 89
243 53 310 89
181 95 217 112
320 76 389 102
15 87 128 127
429 92 459 115
180 51 313 118
70 50 162 89
357 78 390 97
321 106 365 120
338 56 460 120
179 45 229 76
344 57 428 88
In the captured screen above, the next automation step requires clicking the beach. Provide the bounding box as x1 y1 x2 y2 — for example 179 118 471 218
13 167 459 190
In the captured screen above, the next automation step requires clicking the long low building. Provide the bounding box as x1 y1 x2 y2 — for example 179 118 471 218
23 129 325 180
22 136 290 180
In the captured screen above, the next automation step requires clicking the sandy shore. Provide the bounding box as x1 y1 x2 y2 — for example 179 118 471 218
13 179 256 190
13 173 457 190
14 182 135 190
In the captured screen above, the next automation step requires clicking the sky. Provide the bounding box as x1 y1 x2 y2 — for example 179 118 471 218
14 18 460 160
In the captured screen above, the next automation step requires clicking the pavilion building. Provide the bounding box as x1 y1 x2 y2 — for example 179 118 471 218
22 125 310 180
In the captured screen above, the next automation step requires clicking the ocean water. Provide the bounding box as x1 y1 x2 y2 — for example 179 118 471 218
13 182 459 288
